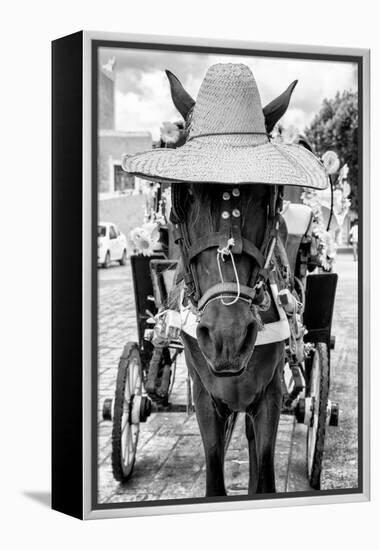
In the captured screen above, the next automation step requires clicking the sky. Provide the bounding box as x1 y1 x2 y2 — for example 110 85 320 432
99 47 358 141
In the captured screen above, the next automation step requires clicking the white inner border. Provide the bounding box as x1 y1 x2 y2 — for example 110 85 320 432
82 30 370 520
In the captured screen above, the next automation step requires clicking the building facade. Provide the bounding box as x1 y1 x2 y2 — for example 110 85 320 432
98 63 152 197
98 130 152 195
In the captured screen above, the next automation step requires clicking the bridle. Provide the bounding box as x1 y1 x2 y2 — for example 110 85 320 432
170 182 283 316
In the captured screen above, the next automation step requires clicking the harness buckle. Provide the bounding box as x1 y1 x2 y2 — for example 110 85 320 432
217 237 235 261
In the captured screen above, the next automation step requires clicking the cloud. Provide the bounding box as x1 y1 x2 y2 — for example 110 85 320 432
115 70 178 138
100 47 358 139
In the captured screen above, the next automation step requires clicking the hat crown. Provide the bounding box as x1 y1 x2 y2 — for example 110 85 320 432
190 63 266 138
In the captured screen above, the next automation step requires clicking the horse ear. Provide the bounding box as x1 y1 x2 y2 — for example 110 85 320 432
297 135 314 152
263 80 298 133
165 69 195 120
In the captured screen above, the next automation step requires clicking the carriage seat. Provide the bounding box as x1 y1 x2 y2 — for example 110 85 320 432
281 202 313 275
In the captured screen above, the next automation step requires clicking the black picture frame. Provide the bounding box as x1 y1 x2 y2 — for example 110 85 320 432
52 31 370 520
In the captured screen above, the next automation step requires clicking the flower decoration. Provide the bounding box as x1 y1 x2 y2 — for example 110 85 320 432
301 188 333 270
324 231 337 259
340 163 349 180
281 125 300 144
129 222 160 256
160 121 180 145
271 124 300 145
332 162 351 227
342 180 351 198
270 125 283 143
322 150 340 175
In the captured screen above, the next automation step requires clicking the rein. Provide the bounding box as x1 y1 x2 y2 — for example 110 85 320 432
170 183 283 317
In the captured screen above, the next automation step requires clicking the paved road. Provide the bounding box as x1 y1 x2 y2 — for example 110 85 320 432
97 253 358 504
321 253 359 490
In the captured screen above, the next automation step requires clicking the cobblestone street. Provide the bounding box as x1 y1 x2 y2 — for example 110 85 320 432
97 252 358 504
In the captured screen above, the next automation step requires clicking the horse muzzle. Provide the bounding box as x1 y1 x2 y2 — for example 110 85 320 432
196 301 258 377
207 361 247 377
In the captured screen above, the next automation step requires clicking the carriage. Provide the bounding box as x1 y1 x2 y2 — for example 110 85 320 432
102 183 339 491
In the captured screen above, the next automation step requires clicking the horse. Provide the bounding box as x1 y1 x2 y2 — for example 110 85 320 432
164 70 298 497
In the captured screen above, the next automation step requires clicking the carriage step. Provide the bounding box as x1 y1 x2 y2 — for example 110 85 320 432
328 400 339 426
294 397 339 426
151 403 192 413
102 396 152 423
102 398 113 421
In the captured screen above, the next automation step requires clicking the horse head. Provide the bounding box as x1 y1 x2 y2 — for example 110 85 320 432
166 70 297 377
184 183 272 376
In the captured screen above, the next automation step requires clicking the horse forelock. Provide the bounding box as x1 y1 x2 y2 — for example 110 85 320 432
167 183 273 314
187 183 270 238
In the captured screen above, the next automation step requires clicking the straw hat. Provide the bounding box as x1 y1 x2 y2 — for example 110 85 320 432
122 63 328 190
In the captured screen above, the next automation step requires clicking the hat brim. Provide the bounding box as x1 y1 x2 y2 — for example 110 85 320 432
122 138 328 190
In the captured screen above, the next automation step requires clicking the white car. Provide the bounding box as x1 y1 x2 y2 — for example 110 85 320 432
98 222 127 267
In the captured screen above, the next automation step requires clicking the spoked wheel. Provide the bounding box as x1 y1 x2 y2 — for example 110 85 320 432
112 342 143 482
306 342 330 489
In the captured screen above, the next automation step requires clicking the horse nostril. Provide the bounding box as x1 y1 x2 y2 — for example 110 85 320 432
197 324 210 344
240 321 257 354
197 324 221 355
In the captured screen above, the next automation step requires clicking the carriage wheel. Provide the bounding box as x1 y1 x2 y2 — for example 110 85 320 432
306 342 330 489
112 342 143 482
